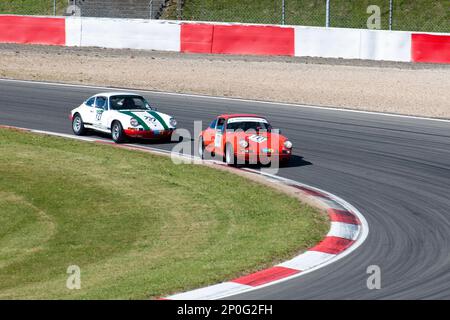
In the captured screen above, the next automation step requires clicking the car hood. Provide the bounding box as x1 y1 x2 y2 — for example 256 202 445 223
230 131 289 148
115 110 174 130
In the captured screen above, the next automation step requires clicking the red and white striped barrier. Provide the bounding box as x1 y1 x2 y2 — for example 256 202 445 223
0 14 449 64
181 23 295 56
0 15 65 45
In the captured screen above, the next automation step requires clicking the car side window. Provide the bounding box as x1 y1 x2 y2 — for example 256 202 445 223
209 119 217 129
95 97 107 110
216 118 225 132
85 97 95 107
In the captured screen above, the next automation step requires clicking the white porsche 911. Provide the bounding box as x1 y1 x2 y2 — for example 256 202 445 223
70 92 177 143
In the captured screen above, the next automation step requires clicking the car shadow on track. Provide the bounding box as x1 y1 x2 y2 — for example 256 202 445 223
244 155 312 169
201 154 312 170
134 136 189 145
283 155 313 168
84 133 310 169
86 131 187 145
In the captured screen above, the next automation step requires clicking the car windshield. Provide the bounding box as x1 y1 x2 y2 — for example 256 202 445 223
109 95 153 111
227 120 271 131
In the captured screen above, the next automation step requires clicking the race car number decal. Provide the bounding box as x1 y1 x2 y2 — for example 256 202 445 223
144 116 157 123
249 135 267 143
96 110 104 121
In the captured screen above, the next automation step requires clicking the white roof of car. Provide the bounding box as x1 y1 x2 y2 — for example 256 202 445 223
227 117 268 123
93 92 143 98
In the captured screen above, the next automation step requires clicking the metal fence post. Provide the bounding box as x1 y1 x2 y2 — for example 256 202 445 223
389 0 393 30
149 0 153 19
325 0 330 27
53 0 56 15
281 0 285 25
177 0 182 20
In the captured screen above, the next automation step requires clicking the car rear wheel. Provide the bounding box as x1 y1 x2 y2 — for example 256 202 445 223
111 121 126 143
72 114 86 136
225 144 236 166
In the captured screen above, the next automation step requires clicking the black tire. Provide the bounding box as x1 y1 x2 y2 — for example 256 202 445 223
225 143 236 166
72 114 86 136
198 136 205 159
111 121 126 143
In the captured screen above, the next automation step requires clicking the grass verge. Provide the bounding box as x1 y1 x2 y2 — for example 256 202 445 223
165 0 449 33
0 0 67 16
0 128 328 299
1 1 447 33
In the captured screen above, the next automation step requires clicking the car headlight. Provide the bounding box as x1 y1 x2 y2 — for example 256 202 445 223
284 140 293 149
130 118 139 127
170 118 177 127
239 140 249 148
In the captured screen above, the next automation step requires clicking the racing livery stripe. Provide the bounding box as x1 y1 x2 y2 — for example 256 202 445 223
119 111 150 131
148 111 169 130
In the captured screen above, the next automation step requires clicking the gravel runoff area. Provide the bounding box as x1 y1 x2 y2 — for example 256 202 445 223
0 44 449 119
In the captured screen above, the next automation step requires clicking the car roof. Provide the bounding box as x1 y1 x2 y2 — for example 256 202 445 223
218 114 267 119
93 92 143 98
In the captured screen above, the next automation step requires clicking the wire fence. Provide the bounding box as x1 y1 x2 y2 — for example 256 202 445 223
166 0 449 33
0 0 448 33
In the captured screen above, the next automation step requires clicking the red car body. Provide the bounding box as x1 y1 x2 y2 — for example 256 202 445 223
199 114 292 165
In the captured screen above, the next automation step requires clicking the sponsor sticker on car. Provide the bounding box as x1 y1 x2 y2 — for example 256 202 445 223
249 135 267 143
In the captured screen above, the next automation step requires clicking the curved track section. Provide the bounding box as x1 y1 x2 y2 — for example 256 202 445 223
1 79 450 299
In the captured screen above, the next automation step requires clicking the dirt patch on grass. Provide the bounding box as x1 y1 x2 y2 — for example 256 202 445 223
1 44 449 118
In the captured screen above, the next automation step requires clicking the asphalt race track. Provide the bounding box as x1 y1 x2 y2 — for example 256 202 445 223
1 79 450 299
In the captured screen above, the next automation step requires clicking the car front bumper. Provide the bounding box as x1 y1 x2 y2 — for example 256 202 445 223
236 149 292 162
124 128 175 139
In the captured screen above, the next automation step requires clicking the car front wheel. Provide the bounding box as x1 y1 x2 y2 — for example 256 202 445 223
72 114 86 136
111 121 126 143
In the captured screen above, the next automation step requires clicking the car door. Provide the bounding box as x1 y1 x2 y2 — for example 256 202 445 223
203 118 217 151
81 96 96 126
93 96 108 130
213 117 226 154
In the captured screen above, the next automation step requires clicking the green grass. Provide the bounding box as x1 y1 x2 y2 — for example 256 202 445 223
165 0 449 33
0 128 328 299
0 0 67 16
2 0 447 32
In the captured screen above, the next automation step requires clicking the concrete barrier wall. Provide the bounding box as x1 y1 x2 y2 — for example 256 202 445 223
294 27 361 60
180 23 294 56
294 26 412 62
66 17 180 51
411 33 450 64
0 15 449 64
360 29 412 62
0 15 65 45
